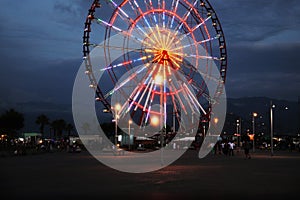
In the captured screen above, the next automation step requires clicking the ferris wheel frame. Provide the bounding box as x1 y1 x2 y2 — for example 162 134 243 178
82 0 227 125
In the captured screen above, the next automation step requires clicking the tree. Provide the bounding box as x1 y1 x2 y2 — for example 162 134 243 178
51 119 66 138
0 109 24 137
35 114 49 136
65 123 74 137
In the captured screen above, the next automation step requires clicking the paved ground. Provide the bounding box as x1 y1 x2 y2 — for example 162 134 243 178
1 149 300 200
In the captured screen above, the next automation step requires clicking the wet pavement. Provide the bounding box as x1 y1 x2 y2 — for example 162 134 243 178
1 149 300 200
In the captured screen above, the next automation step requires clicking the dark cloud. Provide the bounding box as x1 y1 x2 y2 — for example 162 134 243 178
208 0 300 101
53 0 91 27
229 43 300 73
0 0 299 109
0 58 81 105
226 43 300 100
213 0 300 43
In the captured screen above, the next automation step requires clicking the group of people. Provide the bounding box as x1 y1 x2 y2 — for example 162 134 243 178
213 140 235 156
213 139 251 159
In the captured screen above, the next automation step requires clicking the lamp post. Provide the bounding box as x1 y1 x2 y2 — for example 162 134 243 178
270 102 275 156
270 102 288 156
128 120 132 150
236 119 240 147
252 112 258 152
114 104 121 148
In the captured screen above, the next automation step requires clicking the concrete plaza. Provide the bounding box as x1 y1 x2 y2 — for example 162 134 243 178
1 149 300 200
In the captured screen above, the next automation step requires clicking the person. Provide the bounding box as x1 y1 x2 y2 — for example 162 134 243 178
243 140 251 159
222 140 229 156
228 141 235 156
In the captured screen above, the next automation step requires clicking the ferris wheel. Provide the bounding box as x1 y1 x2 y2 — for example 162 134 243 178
82 0 227 134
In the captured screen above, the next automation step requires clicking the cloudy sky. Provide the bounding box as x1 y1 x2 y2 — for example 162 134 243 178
0 0 299 112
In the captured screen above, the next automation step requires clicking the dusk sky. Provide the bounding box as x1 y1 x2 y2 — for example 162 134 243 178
1 0 300 113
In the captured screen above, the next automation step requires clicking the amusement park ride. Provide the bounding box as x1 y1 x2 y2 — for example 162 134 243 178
81 0 227 149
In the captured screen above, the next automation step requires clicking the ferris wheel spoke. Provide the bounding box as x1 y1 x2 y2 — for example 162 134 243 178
106 0 129 19
173 0 199 33
158 0 167 28
143 0 158 26
171 73 199 115
120 76 150 118
133 78 153 112
144 84 157 125
120 0 161 46
179 60 223 88
104 64 148 99
132 0 151 26
125 63 159 114
141 80 155 112
171 70 206 115
170 34 220 52
183 83 207 115
169 83 188 116
173 15 212 46
169 0 179 29
128 0 162 45
94 45 149 53
181 84 200 114
100 54 152 71
165 0 199 46
93 17 153 48
106 0 156 47
116 64 158 119
187 78 212 102
178 52 220 61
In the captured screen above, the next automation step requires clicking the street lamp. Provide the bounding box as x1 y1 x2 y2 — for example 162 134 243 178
151 116 160 127
114 104 121 148
236 119 240 147
252 112 258 152
213 117 219 125
128 120 132 150
270 102 275 156
270 103 288 156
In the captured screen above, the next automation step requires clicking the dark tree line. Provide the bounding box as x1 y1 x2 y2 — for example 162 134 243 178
35 115 74 138
0 108 74 138
0 109 24 137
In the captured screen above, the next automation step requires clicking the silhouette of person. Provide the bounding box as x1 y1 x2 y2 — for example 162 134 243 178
243 140 251 159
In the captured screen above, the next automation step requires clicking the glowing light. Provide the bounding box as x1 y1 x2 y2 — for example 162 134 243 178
115 104 121 111
151 116 160 127
154 74 164 85
248 134 255 141
213 117 219 124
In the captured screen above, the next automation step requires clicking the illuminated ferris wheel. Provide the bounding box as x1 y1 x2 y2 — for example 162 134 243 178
82 0 227 134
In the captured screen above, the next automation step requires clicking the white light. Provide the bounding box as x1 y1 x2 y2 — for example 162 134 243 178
118 135 122 142
151 116 160 127
115 104 121 111
154 74 164 85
